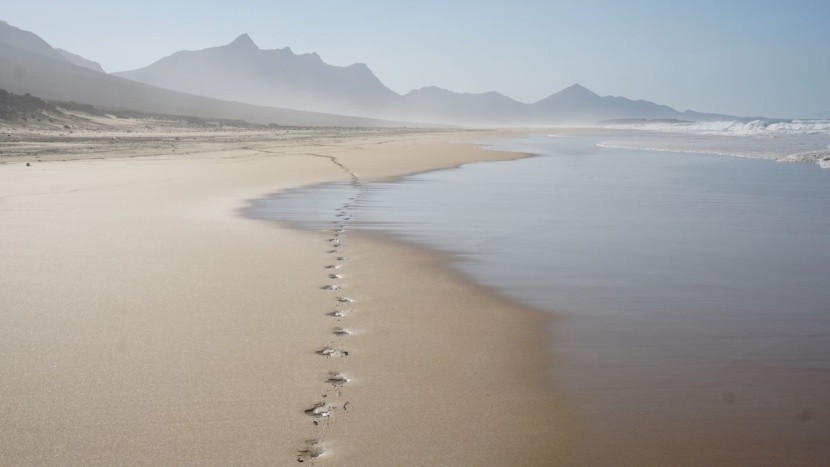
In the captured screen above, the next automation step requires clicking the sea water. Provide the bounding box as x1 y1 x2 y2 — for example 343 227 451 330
248 132 830 462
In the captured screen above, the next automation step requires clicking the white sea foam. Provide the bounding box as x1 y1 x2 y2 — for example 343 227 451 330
603 119 830 137
781 149 830 167
594 120 830 169
596 142 754 159
598 140 830 169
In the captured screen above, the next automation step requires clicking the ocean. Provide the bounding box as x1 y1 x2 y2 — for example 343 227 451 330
248 129 830 462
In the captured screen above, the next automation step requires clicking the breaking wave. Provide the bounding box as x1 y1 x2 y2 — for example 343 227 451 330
603 119 830 137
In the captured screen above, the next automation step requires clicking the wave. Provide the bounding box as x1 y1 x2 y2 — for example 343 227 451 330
602 119 830 137
597 141 830 170
781 149 830 168
596 142 764 159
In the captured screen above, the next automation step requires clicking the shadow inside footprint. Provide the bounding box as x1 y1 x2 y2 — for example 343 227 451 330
297 439 325 462
305 402 332 418
317 347 349 358
333 327 351 336
327 372 349 386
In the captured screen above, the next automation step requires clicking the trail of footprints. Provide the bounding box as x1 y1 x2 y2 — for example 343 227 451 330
297 175 363 463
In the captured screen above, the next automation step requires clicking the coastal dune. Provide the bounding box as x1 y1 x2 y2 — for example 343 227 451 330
0 129 568 464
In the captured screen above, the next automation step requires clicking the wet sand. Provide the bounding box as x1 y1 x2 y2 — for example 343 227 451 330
0 127 569 464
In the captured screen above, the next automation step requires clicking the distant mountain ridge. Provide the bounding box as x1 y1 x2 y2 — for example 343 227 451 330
530 84 681 121
403 86 529 124
115 34 405 118
0 20 67 62
114 33 748 125
0 21 410 127
56 48 105 73
2 19 760 126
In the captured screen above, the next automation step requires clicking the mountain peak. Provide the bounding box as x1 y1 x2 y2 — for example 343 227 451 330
0 19 69 62
228 33 258 49
407 86 450 96
347 62 370 71
558 83 598 97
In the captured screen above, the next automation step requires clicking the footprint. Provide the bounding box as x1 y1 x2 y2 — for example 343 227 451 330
336 256 348 262
297 439 325 462
328 273 342 279
321 284 341 291
327 250 337 254
333 327 351 336
325 265 341 270
317 346 349 358
328 310 347 318
337 296 353 303
305 402 332 418
327 372 350 386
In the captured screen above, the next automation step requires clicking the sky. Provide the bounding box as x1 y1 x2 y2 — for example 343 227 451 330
3 0 829 118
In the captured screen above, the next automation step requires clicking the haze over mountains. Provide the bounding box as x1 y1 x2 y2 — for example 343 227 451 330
117 33 739 125
55 48 106 73
0 21 405 127
2 19 758 126
115 34 405 119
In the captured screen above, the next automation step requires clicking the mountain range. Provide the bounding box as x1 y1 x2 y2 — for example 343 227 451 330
115 34 404 119
116 33 729 125
2 20 755 126
0 21 405 127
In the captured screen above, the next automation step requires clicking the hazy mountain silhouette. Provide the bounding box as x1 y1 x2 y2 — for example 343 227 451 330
1 20 751 126
115 35 715 125
115 34 406 117
0 20 69 62
56 48 105 73
530 84 682 122
111 32 758 125
403 86 529 124
0 21 407 127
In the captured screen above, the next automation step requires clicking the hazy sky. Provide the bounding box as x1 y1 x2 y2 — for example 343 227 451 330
3 0 829 118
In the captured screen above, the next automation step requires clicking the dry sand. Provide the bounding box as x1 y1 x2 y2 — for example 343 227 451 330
0 128 570 465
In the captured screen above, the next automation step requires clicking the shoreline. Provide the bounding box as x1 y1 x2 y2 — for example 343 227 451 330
241 142 575 463
298 228 574 464
0 128 571 464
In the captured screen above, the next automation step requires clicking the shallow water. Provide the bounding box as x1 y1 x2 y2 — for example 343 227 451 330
248 133 830 463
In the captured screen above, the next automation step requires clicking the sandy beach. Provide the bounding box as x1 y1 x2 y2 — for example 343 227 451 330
0 128 569 464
